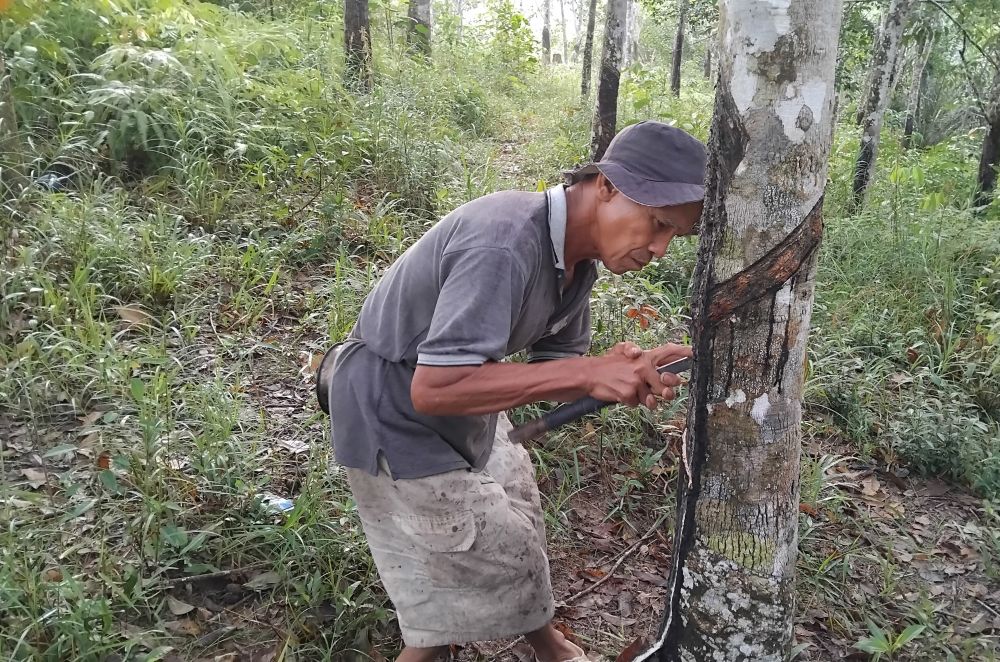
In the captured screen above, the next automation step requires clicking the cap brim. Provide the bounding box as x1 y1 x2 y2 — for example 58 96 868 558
565 162 705 208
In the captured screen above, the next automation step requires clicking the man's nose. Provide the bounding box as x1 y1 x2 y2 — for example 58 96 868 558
651 232 674 258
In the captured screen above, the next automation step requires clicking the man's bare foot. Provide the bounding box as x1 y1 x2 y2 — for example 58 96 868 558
524 623 590 662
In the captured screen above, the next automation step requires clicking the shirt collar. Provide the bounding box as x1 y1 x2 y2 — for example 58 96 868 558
546 184 567 273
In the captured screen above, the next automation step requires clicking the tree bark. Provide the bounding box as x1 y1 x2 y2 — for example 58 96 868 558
623 0 640 68
629 1 843 660
590 0 627 160
851 0 913 211
974 72 1000 208
344 0 373 90
0 54 25 196
406 0 431 57
902 29 933 149
456 0 464 41
580 0 598 98
561 0 568 65
702 41 712 80
670 0 688 97
543 0 552 65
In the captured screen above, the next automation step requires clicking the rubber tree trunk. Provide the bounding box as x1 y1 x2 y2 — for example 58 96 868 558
543 0 552 65
406 0 431 57
623 0 639 68
561 0 568 64
590 0 627 160
974 72 1000 209
851 0 913 211
0 54 26 196
629 1 843 660
902 29 933 149
670 0 687 97
580 0 598 98
702 40 712 79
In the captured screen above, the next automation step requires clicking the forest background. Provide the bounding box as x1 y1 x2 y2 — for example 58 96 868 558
1 0 999 659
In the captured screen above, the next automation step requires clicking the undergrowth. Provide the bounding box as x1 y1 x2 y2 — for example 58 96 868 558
0 0 997 659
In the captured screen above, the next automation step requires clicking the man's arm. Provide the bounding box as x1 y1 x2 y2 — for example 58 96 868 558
411 342 691 416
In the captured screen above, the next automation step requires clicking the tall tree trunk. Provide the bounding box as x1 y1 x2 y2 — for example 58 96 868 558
406 0 431 57
590 0 627 160
580 0 598 98
561 0 568 64
456 0 464 41
622 0 640 67
543 0 552 65
631 0 842 660
851 0 913 211
974 73 1000 209
702 40 712 79
344 0 373 91
902 31 933 148
0 54 26 196
670 0 688 97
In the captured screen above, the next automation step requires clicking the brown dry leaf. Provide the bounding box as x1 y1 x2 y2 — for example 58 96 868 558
861 476 881 496
163 618 201 636
616 637 649 662
167 596 195 616
115 304 156 328
601 612 637 627
43 568 63 582
79 411 102 427
553 621 581 645
21 468 47 489
580 567 606 581
633 570 669 587
97 452 111 469
511 642 535 662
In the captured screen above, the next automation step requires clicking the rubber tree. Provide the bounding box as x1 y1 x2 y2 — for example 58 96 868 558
580 0 598 97
902 22 935 149
628 0 843 659
543 0 552 65
670 0 688 96
344 0 372 91
974 70 1000 208
561 0 568 64
406 0 431 56
590 0 626 160
851 0 914 211
0 54 26 196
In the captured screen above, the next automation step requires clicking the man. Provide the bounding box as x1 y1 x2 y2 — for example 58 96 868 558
329 121 707 662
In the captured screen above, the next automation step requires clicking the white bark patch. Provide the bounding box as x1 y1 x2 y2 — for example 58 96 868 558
750 393 770 424
725 389 747 407
775 79 826 143
722 0 791 113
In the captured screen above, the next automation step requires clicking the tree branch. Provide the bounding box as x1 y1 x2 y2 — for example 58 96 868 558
922 0 1000 73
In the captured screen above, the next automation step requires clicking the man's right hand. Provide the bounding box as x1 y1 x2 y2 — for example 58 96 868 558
587 342 692 409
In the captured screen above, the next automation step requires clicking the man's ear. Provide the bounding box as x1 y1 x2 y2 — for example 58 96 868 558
595 173 617 202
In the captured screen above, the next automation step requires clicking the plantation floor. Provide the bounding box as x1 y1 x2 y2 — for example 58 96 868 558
6 274 999 661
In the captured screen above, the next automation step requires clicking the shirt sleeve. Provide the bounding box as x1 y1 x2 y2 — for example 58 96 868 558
527 302 592 362
416 247 528 366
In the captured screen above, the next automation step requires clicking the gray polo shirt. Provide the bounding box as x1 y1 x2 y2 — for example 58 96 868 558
328 185 598 479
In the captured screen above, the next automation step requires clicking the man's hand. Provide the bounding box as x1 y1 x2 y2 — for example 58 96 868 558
588 342 692 409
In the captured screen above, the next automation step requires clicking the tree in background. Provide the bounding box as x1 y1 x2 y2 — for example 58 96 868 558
543 0 552 65
669 0 687 96
0 53 26 197
344 0 373 91
975 70 1000 208
902 17 936 149
591 0 627 159
632 0 843 658
851 0 914 211
580 0 598 97
406 0 432 56
560 0 568 64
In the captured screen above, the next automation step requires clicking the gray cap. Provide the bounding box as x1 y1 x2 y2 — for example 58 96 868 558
566 121 707 207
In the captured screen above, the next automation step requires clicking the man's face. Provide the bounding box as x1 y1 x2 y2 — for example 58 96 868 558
593 179 703 275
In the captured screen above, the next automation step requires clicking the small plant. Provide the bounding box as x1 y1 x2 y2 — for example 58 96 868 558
853 618 927 660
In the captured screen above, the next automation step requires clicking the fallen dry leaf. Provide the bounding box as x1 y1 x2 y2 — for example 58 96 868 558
21 468 46 489
163 618 201 636
616 637 649 662
601 611 637 627
114 304 156 328
167 596 195 616
243 570 281 591
861 476 881 496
